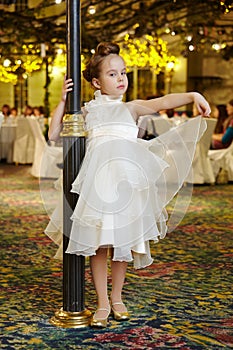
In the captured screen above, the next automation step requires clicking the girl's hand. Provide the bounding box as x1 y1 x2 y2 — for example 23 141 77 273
193 93 211 117
61 77 74 102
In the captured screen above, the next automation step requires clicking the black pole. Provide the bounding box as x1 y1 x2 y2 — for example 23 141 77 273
63 0 84 314
63 138 85 313
50 0 91 328
43 57 50 119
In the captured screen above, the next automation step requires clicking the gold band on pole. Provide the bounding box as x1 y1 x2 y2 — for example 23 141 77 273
60 112 87 137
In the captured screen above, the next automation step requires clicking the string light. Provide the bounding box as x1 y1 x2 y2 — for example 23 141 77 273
164 24 171 34
188 44 195 51
220 0 232 13
3 59 11 67
57 48 63 55
166 61 175 71
185 35 193 42
88 5 96 15
212 42 227 51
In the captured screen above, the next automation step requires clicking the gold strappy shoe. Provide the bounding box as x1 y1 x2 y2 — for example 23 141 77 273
111 302 130 321
90 308 110 328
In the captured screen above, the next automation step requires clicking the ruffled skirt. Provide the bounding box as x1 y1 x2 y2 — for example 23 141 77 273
45 116 206 269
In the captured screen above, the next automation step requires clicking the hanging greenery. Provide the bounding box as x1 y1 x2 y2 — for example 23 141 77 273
0 1 232 86
120 34 179 74
0 1 232 85
1 1 232 63
0 43 44 84
0 65 18 84
0 57 43 84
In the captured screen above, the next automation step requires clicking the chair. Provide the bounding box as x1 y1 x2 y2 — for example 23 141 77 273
13 117 35 164
0 113 3 128
0 122 17 163
137 115 172 138
151 116 172 135
27 117 63 178
40 144 63 179
27 117 46 177
186 118 217 184
208 141 233 182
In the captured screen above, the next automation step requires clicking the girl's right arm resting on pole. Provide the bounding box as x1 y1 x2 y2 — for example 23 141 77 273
48 78 74 141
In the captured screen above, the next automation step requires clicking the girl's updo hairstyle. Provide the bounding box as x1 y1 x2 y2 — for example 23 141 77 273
83 42 120 83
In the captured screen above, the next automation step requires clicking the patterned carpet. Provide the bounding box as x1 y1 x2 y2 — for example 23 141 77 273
0 163 233 350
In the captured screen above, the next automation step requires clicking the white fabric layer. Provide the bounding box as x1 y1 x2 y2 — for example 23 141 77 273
45 90 206 269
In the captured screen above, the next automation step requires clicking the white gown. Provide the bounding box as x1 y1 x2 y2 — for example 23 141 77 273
45 90 206 269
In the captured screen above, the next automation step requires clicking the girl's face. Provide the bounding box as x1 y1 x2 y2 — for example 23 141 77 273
92 54 128 96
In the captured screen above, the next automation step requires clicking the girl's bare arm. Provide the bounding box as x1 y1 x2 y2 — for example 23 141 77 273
128 92 211 121
48 78 74 141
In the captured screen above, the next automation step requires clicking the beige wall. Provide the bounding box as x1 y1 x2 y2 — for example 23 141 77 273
28 71 45 108
0 82 14 107
203 54 233 105
0 69 65 116
166 56 187 94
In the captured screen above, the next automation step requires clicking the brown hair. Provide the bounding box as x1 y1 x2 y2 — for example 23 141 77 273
82 42 120 83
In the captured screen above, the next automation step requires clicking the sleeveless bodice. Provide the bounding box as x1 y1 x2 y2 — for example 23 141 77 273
85 90 138 142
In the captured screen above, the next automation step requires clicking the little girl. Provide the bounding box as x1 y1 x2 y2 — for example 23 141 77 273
46 42 210 328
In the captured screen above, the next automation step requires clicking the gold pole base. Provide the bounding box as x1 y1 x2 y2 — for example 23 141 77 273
50 308 92 328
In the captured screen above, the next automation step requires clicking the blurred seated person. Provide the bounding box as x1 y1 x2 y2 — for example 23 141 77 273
10 107 19 119
1 104 11 121
158 108 175 119
33 106 44 118
4 107 19 124
170 110 188 126
211 99 233 149
210 104 228 134
10 107 18 117
23 105 33 117
33 106 45 133
158 108 169 119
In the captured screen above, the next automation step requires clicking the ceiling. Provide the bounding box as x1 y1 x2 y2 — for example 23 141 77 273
0 0 232 59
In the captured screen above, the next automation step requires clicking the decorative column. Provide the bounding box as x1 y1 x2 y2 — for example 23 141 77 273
50 0 92 328
133 66 138 99
187 49 204 92
151 69 156 95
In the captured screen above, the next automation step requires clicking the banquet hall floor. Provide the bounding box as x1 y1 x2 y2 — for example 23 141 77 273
0 163 233 349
